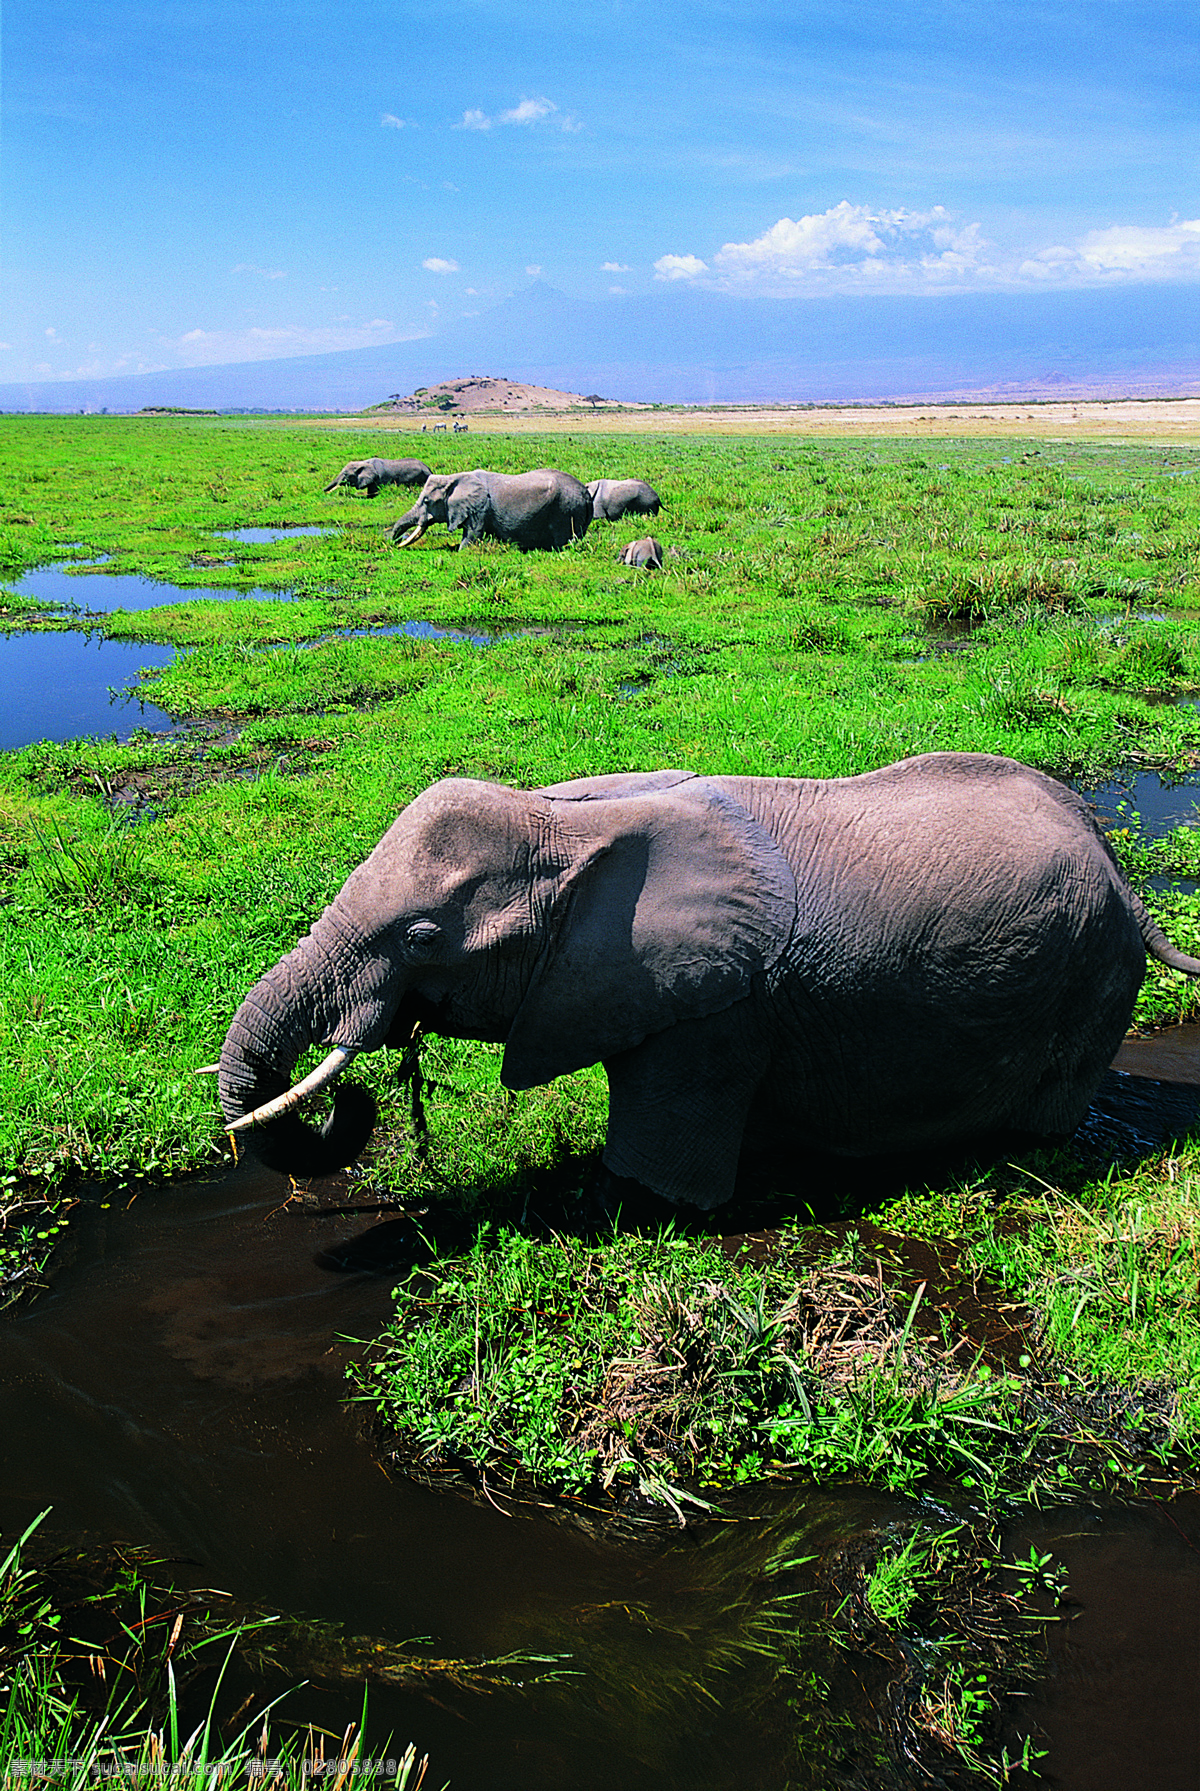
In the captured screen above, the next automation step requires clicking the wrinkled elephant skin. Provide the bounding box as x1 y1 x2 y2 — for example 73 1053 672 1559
217 754 1200 1210
324 458 432 498
587 478 662 521
390 468 591 551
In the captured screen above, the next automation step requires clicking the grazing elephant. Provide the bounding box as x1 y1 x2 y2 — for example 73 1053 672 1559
390 468 591 552
324 458 432 498
587 478 662 521
217 753 1200 1212
617 537 663 570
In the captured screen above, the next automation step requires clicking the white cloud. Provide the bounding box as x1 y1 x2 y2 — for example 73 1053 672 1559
654 253 708 282
442 181 459 191
501 96 556 126
465 287 478 295
422 257 459 274
709 202 993 292
232 263 287 280
602 262 630 272
45 327 57 338
525 264 542 276
456 96 579 133
381 114 416 129
367 318 393 329
1019 218 1200 284
608 285 626 295
0 342 11 351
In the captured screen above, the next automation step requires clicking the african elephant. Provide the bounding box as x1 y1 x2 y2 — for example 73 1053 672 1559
324 458 432 498
217 753 1200 1212
617 537 663 570
587 478 662 521
390 468 591 551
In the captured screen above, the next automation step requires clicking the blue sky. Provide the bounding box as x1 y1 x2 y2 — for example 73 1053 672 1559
5 0 1199 383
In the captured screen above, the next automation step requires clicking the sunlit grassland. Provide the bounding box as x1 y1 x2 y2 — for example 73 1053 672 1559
4 415 1200 1512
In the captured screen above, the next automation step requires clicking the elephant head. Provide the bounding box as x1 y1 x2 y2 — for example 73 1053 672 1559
391 475 455 547
218 770 797 1188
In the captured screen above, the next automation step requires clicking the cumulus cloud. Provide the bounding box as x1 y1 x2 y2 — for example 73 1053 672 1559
456 96 580 133
661 201 1200 295
654 253 708 282
602 262 630 272
422 257 460 274
381 114 416 129
1020 217 1200 284
708 202 992 291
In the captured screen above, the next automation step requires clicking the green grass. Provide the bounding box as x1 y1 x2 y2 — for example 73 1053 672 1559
5 415 1200 1530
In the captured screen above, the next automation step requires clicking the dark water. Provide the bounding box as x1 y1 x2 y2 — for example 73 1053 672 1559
1009 1501 1200 1791
1073 766 1200 838
0 630 176 749
2 1093 1198 1789
0 1161 836 1788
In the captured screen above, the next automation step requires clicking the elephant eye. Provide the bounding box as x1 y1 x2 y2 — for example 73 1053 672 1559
404 919 442 958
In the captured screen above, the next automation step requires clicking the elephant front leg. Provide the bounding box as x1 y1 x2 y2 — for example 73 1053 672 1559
601 1000 773 1211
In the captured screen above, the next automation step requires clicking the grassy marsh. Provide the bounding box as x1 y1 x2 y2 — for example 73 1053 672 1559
4 415 1200 1782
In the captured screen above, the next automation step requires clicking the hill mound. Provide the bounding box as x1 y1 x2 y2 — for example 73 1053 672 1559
368 375 641 416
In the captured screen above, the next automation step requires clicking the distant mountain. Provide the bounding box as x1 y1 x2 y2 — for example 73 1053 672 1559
3 281 1199 414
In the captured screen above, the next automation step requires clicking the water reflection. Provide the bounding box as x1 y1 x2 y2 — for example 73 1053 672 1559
11 566 297 614
0 631 175 750
1072 766 1200 837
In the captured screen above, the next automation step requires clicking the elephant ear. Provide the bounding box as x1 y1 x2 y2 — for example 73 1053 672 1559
446 473 488 532
501 782 797 1089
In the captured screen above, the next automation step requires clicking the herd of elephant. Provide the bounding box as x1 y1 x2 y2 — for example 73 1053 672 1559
323 456 664 566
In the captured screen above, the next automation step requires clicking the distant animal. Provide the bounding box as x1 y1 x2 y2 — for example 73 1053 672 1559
432 423 448 433
617 536 663 570
391 468 592 552
217 752 1200 1213
323 458 431 499
587 478 662 521
453 420 469 433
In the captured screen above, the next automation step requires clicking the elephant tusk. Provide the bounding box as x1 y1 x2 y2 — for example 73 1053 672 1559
225 1045 359 1133
195 1063 220 1075
394 523 427 548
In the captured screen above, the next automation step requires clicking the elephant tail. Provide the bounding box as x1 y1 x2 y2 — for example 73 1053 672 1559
1131 887 1200 975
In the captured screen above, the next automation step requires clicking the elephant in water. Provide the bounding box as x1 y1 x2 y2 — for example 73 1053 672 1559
587 478 662 521
390 468 591 551
617 537 663 570
324 458 432 498
217 753 1200 1214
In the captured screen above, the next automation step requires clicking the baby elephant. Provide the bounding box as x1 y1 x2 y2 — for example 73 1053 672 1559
617 536 663 570
587 477 662 521
324 457 432 498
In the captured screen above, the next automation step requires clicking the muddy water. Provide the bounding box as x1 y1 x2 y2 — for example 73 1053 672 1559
1009 1500 1200 1791
0 1161 841 1788
2 1144 1198 1788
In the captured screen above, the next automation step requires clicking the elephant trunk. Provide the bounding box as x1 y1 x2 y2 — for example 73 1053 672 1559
217 906 398 1178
